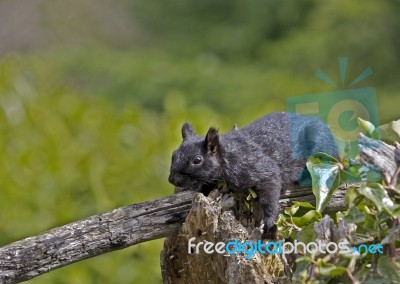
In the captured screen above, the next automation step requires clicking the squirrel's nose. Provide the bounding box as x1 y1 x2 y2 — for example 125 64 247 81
168 174 182 186
168 174 174 184
168 174 176 185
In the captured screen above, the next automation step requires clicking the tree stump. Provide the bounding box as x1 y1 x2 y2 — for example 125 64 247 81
161 190 293 284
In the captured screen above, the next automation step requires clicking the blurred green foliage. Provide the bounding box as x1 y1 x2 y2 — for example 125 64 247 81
0 0 399 282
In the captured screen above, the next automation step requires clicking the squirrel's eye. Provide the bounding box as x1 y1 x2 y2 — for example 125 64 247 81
192 155 203 165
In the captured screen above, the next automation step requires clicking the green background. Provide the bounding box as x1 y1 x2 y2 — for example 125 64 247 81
0 0 399 283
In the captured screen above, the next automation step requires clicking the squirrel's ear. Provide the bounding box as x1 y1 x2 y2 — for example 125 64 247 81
182 122 195 139
205 127 219 154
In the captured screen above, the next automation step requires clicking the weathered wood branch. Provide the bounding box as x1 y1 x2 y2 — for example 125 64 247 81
358 133 400 185
0 191 197 284
0 186 347 283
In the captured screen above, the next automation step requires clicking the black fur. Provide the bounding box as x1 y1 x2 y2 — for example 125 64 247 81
168 112 338 239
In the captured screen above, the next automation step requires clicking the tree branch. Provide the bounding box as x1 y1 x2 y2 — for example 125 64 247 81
0 185 347 283
358 133 400 185
0 191 196 284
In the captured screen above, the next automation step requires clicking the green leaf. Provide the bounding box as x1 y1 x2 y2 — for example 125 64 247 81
296 256 314 263
359 183 395 213
284 201 315 217
307 153 344 212
316 259 347 277
377 256 400 283
248 188 257 198
308 152 340 164
345 186 359 206
292 261 311 283
363 275 397 284
246 188 257 202
381 224 400 245
292 201 315 209
345 163 364 181
297 222 317 243
377 119 400 144
356 263 372 283
358 117 380 140
344 206 366 223
359 213 380 234
392 206 400 219
291 210 322 227
284 203 300 216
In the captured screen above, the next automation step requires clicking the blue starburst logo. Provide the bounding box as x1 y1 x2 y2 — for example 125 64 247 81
286 57 379 158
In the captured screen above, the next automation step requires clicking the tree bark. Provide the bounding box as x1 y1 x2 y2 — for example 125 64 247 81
358 133 400 185
0 191 196 284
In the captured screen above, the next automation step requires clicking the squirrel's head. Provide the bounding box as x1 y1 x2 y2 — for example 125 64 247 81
168 122 222 189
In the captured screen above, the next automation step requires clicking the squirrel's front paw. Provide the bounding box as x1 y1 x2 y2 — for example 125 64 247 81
261 223 277 240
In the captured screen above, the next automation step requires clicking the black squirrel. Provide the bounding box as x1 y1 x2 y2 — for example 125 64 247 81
168 112 338 239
